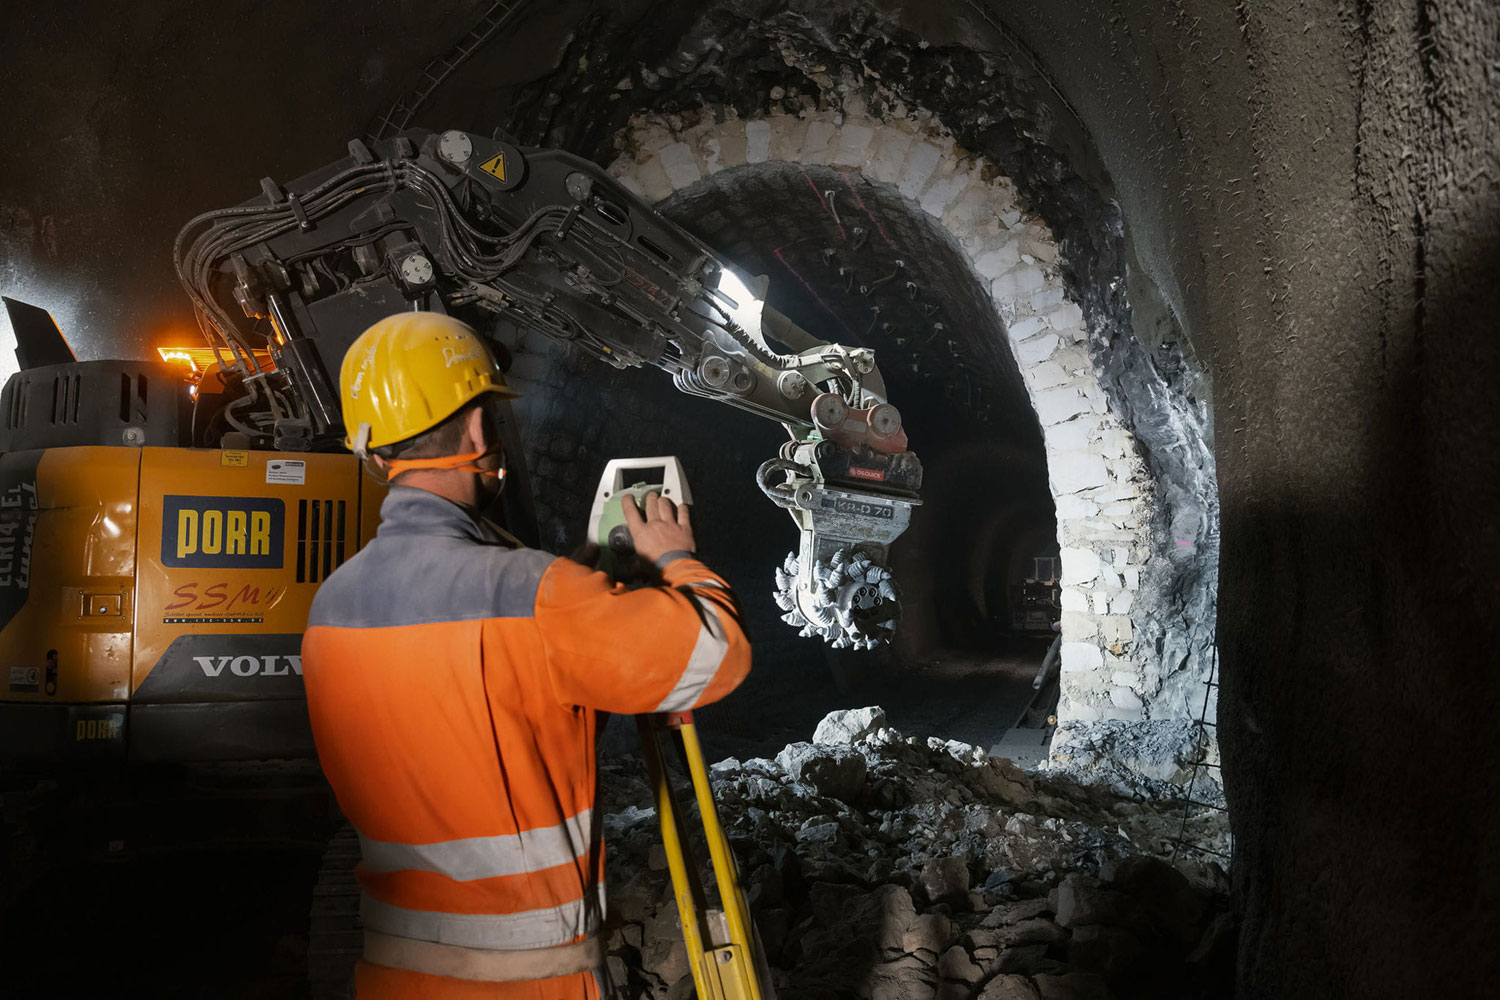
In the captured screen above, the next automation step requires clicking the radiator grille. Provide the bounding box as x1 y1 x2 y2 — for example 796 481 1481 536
296 499 349 583
6 375 28 429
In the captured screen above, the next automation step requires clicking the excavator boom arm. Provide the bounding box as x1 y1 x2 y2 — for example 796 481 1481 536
175 128 922 647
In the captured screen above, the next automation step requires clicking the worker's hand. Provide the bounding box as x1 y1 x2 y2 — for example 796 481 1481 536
622 491 695 564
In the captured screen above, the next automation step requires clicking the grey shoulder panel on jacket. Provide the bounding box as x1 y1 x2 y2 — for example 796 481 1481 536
308 541 556 628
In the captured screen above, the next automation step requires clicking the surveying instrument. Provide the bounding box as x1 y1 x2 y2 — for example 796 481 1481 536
590 458 771 1000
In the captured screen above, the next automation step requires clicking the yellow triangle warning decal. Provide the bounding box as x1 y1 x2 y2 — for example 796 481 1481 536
478 153 506 181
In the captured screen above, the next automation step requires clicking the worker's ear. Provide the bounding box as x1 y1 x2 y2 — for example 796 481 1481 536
461 402 489 452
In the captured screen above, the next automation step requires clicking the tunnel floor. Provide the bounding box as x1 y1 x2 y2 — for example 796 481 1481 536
1 638 1231 998
648 639 1056 764
873 645 1056 765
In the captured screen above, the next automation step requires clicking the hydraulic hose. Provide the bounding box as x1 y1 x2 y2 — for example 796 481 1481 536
756 458 807 509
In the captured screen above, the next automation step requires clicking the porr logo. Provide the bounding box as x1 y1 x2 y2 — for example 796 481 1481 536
75 716 124 741
162 496 284 569
176 508 273 559
193 654 303 678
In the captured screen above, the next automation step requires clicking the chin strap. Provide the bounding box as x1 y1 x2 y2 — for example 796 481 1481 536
381 449 507 483
351 422 373 459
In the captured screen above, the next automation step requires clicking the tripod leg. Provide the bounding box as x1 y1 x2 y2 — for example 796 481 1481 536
668 718 768 1000
636 716 715 998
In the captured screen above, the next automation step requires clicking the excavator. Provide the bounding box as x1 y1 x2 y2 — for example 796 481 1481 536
0 125 922 777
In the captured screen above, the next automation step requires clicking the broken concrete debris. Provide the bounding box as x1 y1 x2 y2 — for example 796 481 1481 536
814 705 890 745
600 708 1231 999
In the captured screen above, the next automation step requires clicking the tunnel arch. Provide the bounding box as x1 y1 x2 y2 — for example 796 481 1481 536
605 109 1163 726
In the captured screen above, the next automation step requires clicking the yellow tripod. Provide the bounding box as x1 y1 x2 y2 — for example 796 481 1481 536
637 712 770 1000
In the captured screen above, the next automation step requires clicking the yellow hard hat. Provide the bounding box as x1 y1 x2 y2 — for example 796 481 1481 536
338 312 517 455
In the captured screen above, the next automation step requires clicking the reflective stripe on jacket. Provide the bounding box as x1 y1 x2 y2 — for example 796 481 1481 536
301 486 751 955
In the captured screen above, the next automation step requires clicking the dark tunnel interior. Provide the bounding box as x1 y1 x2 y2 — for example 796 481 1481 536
663 163 1051 661
1 2 1497 999
660 163 1053 653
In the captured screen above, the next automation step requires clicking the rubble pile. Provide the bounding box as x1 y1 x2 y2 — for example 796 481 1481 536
599 708 1232 1000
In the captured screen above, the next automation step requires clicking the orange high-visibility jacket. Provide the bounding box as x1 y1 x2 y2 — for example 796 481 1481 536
302 487 751 994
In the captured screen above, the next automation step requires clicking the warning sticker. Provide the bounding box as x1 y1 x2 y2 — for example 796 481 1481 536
9 666 38 693
478 153 507 181
221 450 248 468
265 460 306 485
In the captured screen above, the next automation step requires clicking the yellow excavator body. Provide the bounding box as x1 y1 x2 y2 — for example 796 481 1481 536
0 443 379 765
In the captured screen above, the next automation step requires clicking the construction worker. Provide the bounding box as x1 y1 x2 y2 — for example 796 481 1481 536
301 312 752 998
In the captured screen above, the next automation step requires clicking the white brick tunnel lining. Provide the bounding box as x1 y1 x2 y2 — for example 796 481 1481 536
604 110 1161 726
